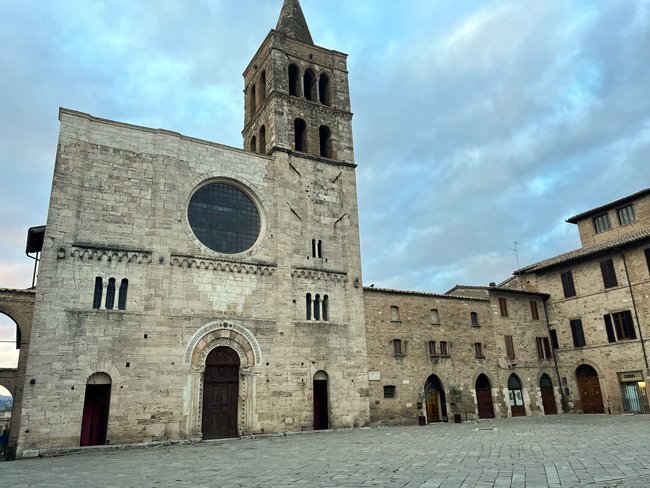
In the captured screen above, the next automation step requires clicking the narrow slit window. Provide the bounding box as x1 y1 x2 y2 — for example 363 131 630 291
470 312 479 327
118 279 128 310
318 73 330 105
314 294 321 320
311 239 316 258
105 278 116 310
93 277 103 309
294 118 307 152
319 125 332 158
322 295 329 321
288 64 299 96
317 240 323 258
306 293 312 320
259 125 266 154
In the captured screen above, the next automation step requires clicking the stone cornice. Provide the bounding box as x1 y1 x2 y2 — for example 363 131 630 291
291 266 348 283
66 245 153 264
170 254 277 276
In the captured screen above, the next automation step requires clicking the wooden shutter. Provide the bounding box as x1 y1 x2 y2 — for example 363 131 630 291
499 298 508 317
570 319 585 347
561 271 576 298
543 338 552 359
623 310 637 339
603 314 616 342
505 335 515 359
600 260 618 289
530 301 539 320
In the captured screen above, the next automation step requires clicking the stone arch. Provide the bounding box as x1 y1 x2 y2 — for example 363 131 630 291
184 321 262 438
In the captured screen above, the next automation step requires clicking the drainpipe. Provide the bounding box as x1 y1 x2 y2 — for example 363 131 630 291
619 251 649 370
543 299 568 412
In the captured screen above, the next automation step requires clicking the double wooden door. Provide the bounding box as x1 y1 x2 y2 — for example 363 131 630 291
202 347 239 439
577 376 605 414
540 386 557 414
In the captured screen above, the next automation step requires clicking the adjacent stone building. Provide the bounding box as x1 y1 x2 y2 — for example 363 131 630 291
0 0 649 460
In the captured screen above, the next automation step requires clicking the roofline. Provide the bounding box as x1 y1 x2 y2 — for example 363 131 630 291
516 232 650 275
363 286 489 302
58 108 273 161
566 188 650 224
446 285 550 299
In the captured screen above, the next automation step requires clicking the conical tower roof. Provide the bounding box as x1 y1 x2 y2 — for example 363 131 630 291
276 0 314 45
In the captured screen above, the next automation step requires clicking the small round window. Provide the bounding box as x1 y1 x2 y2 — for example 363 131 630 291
188 182 261 254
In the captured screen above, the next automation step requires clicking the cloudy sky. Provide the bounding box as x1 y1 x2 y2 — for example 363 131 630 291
0 0 649 370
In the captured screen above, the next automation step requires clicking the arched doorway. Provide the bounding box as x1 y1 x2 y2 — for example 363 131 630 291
508 374 526 417
576 364 604 414
313 371 329 430
202 347 240 439
475 374 495 419
425 375 447 422
80 372 111 446
0 312 20 366
540 374 557 415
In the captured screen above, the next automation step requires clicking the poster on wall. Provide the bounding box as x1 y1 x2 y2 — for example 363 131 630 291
508 390 514 406
514 390 523 406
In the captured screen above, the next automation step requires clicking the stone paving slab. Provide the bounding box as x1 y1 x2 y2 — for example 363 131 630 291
2 416 650 487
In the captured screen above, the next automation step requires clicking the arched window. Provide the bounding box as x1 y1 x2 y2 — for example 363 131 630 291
288 64 299 96
250 135 257 153
306 293 312 320
118 279 128 311
249 84 256 115
317 240 323 258
303 69 316 101
259 70 266 104
105 278 116 310
319 73 330 105
319 125 332 158
390 306 400 322
93 277 103 309
259 126 266 154
294 118 307 152
314 294 321 320
311 239 317 258
322 295 329 321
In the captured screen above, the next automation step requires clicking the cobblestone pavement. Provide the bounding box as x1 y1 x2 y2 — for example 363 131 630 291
3 415 650 487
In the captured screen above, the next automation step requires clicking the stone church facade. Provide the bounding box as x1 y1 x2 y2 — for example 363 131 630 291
0 0 649 459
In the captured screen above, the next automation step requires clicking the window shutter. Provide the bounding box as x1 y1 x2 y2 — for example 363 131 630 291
570 319 586 347
535 338 544 359
600 259 618 288
561 271 576 298
543 338 552 359
623 310 636 339
505 335 515 359
603 314 616 343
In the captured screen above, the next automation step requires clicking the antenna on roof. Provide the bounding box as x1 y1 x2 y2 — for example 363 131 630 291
511 241 524 291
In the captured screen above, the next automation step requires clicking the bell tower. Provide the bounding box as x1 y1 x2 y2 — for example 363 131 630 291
242 0 354 163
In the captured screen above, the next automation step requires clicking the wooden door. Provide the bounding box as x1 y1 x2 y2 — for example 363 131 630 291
426 389 441 422
313 379 329 430
80 384 111 446
476 388 495 419
509 388 526 417
541 387 557 414
577 376 605 414
202 347 239 439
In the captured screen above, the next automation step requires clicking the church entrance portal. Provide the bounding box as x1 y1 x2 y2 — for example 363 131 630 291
80 372 111 446
202 347 240 439
313 371 329 430
425 375 447 422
